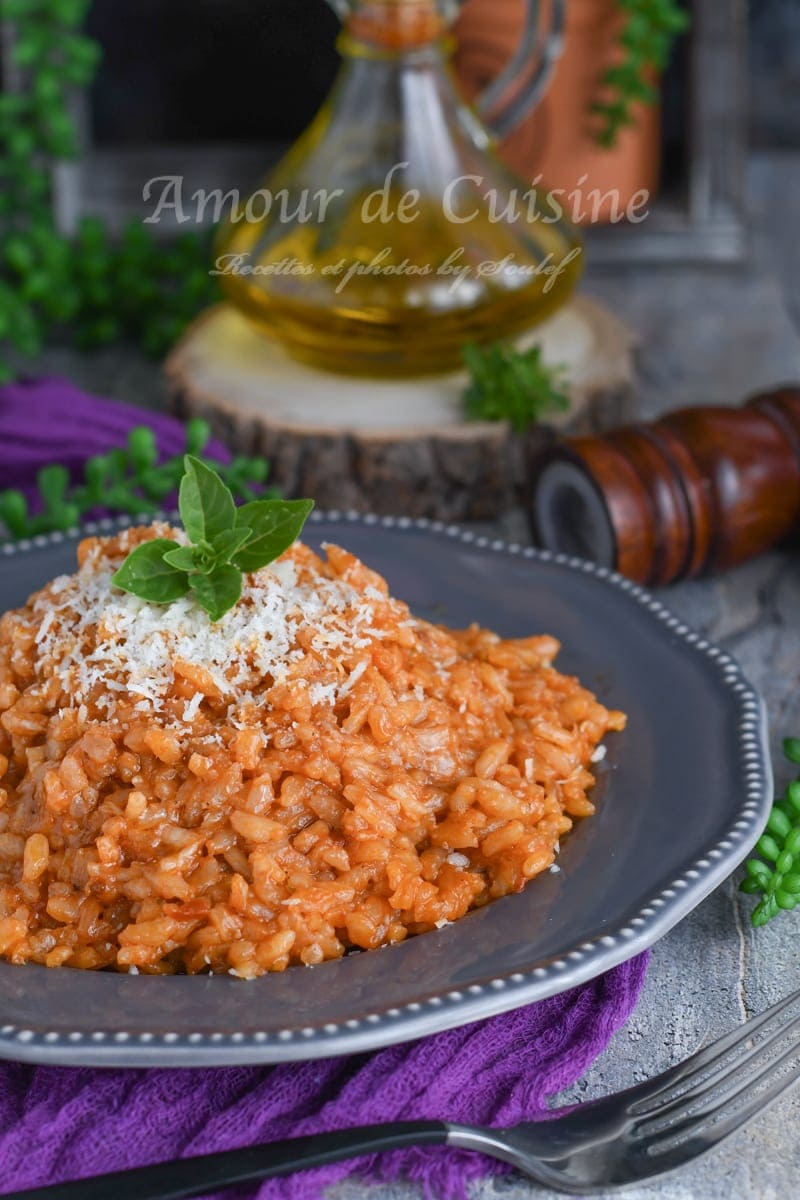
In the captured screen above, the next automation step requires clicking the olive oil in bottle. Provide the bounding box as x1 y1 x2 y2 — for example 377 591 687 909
216 0 581 377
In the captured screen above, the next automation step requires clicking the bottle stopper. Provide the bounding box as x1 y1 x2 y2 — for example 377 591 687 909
530 386 800 586
345 0 448 49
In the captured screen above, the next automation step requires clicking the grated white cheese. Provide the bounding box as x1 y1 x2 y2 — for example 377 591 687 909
35 608 55 645
182 693 204 724
31 533 400 726
338 659 368 698
591 744 607 763
308 681 338 707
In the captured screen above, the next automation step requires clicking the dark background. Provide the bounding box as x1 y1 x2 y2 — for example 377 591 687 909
86 0 340 146
749 0 800 146
79 0 798 158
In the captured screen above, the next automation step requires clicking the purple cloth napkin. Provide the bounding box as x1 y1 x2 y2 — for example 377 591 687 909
0 378 650 1199
0 376 229 503
0 958 649 1200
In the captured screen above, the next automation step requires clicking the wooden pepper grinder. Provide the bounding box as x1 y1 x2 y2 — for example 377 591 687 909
530 386 800 586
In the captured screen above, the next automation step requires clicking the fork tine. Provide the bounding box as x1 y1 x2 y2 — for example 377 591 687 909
640 1044 800 1174
642 1033 800 1144
627 985 800 1116
633 1009 800 1126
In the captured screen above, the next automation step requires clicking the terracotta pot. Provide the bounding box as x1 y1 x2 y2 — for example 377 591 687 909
454 0 661 224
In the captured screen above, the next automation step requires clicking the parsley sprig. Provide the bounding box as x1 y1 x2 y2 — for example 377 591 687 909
741 739 800 927
462 342 570 433
112 456 314 622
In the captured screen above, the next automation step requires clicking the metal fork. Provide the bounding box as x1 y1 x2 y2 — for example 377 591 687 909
9 986 800 1200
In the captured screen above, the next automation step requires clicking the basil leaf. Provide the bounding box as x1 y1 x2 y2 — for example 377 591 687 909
163 545 201 573
111 539 190 604
162 530 252 578
210 526 253 566
179 454 236 545
234 499 315 572
191 564 242 622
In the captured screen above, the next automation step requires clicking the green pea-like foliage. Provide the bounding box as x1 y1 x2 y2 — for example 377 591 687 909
593 0 691 148
0 0 218 381
0 419 276 542
741 739 800 927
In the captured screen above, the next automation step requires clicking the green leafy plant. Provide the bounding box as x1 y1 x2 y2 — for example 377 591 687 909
741 739 800 927
0 0 217 381
462 342 570 433
594 0 690 148
112 456 314 621
0 419 275 541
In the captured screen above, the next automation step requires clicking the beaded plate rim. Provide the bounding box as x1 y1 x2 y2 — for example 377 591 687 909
0 511 773 1067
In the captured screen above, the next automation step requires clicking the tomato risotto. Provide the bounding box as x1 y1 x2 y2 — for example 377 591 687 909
0 526 625 977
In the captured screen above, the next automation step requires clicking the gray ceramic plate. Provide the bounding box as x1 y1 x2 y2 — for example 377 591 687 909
0 513 772 1067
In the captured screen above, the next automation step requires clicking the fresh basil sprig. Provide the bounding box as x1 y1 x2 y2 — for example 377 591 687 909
741 739 800 927
111 456 314 621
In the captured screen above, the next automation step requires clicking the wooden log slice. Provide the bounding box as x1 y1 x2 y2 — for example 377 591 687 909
165 298 636 521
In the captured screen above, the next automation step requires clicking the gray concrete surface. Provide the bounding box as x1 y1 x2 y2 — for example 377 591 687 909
9 153 800 1200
